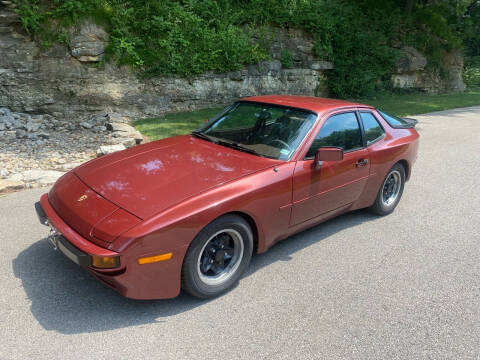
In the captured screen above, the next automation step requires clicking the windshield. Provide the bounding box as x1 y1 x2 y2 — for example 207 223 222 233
194 102 317 160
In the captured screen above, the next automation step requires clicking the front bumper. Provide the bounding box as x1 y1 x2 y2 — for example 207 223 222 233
36 201 92 266
35 201 48 225
35 195 119 257
35 193 184 299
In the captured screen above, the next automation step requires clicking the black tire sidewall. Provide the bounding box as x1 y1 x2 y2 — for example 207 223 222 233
182 215 253 298
372 163 406 215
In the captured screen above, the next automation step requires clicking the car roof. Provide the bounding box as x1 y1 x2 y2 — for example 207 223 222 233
240 95 372 114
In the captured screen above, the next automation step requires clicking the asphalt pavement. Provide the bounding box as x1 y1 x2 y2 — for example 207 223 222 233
1 106 479 359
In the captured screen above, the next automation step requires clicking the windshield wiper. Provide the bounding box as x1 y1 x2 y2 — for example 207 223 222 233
216 140 275 159
191 131 217 143
193 132 275 159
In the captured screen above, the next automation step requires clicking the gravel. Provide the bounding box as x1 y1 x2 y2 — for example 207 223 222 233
0 109 144 189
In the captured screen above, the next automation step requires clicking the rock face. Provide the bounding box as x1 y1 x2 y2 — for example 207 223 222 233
392 47 466 93
69 18 109 62
264 27 334 71
442 49 466 92
395 46 427 73
0 8 332 122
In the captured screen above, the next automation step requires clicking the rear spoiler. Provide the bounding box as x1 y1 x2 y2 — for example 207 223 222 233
393 117 418 129
377 110 418 129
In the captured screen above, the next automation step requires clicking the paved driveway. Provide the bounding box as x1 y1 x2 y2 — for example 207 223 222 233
1 107 479 359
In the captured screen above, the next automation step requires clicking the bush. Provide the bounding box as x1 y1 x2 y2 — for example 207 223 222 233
464 57 480 87
320 1 398 98
281 49 294 69
15 0 270 76
13 0 470 98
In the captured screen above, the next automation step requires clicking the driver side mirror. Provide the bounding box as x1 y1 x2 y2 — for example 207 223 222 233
314 147 344 169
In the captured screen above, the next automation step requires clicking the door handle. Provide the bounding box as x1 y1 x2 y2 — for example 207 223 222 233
355 159 369 167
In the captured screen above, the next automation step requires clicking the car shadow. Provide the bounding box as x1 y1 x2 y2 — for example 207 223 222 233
12 209 377 334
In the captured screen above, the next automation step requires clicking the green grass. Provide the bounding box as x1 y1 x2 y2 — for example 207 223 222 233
356 87 480 117
134 88 480 140
134 107 223 140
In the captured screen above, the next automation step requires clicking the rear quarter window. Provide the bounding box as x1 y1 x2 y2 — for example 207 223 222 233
360 112 385 145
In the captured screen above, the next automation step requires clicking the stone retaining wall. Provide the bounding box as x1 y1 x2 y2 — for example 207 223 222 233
0 7 331 122
391 46 466 93
0 5 466 122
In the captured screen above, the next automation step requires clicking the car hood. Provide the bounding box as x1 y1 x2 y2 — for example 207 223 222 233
75 135 280 219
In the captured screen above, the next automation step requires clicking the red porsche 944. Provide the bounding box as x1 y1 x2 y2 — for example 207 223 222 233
35 95 419 299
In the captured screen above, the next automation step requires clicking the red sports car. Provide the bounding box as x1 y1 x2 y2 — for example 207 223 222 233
35 95 419 299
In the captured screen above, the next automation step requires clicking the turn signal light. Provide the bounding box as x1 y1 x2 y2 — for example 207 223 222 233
92 255 120 269
138 253 172 265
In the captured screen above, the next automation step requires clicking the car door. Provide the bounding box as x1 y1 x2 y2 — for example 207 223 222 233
291 111 370 225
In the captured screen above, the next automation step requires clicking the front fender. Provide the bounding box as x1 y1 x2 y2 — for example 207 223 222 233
109 162 296 297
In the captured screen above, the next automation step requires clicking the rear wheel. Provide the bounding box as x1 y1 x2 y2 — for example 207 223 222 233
181 215 253 299
369 163 406 216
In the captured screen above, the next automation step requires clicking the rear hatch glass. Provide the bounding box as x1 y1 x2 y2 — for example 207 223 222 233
378 110 417 128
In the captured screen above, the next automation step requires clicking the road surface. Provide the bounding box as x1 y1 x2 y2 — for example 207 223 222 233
1 106 479 359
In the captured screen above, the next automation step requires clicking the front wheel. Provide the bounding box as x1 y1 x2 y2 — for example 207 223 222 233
181 215 253 299
369 163 406 216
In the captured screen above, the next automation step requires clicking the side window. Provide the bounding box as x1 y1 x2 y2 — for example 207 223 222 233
306 112 362 158
360 112 385 145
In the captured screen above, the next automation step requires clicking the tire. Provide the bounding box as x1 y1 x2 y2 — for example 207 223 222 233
369 163 406 216
181 215 253 299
